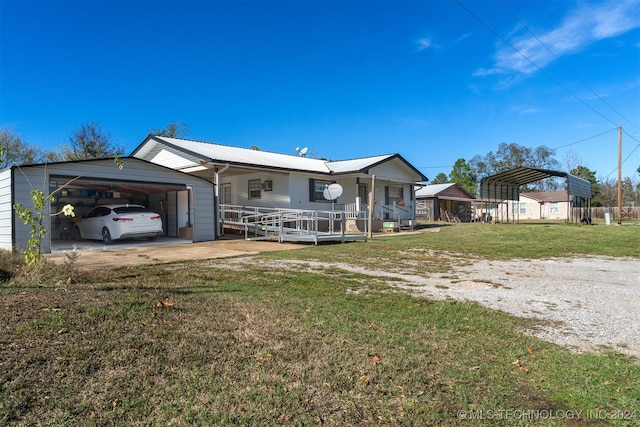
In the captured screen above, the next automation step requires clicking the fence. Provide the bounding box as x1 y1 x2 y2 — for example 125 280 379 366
576 206 640 221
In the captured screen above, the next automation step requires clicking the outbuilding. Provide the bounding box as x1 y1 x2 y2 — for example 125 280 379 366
0 157 215 253
415 183 476 222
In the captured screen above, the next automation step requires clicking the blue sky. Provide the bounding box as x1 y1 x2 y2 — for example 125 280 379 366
1 0 639 181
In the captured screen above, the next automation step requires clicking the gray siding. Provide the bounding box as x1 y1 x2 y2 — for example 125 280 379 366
190 183 215 242
0 169 13 251
3 158 215 252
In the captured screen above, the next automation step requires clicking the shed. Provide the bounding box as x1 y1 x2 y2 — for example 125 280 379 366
1 157 215 253
415 183 476 222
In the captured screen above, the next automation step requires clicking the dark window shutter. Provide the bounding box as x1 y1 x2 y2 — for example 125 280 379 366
384 186 389 205
309 179 315 202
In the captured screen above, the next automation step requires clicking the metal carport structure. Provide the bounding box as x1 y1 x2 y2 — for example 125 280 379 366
478 167 593 223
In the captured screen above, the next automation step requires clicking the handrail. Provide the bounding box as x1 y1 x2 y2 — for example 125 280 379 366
220 204 368 243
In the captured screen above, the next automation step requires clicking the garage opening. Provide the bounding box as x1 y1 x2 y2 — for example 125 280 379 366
49 175 193 245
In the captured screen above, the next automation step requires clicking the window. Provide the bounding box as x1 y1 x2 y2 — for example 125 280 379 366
358 183 368 202
262 180 273 191
512 202 526 215
221 183 231 204
550 202 559 214
248 179 261 199
385 186 404 206
309 178 333 202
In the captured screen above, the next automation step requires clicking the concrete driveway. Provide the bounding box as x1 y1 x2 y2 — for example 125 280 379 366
45 237 304 269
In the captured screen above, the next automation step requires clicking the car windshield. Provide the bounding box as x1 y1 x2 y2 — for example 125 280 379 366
112 206 155 214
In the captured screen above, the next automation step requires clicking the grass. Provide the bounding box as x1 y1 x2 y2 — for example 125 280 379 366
1 223 639 426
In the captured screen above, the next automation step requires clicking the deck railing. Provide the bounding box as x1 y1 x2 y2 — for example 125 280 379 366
220 204 369 244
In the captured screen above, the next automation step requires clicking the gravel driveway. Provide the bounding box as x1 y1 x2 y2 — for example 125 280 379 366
224 255 640 357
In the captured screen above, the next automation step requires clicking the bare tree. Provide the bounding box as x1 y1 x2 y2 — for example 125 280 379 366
0 129 41 168
63 122 123 160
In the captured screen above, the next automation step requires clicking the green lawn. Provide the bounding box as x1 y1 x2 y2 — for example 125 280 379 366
1 223 638 426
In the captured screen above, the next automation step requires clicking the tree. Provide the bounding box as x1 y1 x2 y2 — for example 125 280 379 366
62 122 123 160
596 177 618 208
469 142 562 192
570 165 602 205
448 158 477 196
430 173 449 184
149 121 189 138
621 177 640 205
0 129 41 168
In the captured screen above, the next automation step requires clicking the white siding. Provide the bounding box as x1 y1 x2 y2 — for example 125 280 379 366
289 173 368 211
368 158 416 183
222 171 290 208
518 196 570 220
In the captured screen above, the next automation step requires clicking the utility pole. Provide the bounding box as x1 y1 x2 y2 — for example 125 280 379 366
617 126 622 225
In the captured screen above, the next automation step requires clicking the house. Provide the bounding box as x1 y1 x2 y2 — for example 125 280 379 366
476 191 572 222
415 183 476 222
1 158 215 253
514 191 571 220
1 136 427 253
131 135 428 234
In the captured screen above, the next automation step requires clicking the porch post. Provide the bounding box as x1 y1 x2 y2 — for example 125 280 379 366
368 174 376 239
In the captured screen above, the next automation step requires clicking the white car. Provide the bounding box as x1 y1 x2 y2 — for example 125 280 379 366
72 204 163 244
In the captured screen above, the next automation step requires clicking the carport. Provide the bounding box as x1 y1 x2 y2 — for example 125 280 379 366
1 157 216 253
478 167 593 223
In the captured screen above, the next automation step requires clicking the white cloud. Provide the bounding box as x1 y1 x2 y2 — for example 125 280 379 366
483 0 640 76
509 105 543 115
416 37 434 52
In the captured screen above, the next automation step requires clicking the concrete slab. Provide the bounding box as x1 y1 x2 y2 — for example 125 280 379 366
45 237 305 270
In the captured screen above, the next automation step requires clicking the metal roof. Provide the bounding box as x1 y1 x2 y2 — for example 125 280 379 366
415 183 457 197
479 167 592 200
131 136 428 181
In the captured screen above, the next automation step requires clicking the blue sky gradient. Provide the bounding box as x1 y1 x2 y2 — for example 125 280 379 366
1 0 639 180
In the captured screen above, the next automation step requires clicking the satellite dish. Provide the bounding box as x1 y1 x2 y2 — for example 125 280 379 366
323 183 343 201
296 146 308 157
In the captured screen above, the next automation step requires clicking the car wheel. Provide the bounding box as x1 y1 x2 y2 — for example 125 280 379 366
102 228 112 244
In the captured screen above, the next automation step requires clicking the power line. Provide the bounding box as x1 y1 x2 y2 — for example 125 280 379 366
418 165 454 169
552 127 618 150
453 0 620 128
496 0 640 131
604 129 640 178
